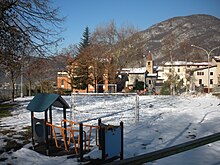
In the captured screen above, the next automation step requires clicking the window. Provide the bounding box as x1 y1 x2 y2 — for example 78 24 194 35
61 79 65 86
149 80 152 84
148 62 151 66
210 72 213 76
199 79 202 85
197 72 204 76
169 68 172 72
210 79 213 85
177 68 180 72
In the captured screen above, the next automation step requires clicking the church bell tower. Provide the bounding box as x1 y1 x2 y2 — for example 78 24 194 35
146 51 153 74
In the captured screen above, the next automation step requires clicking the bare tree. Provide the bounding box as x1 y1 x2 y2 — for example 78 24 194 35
2 54 20 101
0 0 64 57
179 39 191 61
0 26 25 101
0 0 63 100
162 33 177 95
91 21 141 85
32 57 55 93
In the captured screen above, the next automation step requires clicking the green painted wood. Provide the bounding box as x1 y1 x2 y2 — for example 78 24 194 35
27 93 69 112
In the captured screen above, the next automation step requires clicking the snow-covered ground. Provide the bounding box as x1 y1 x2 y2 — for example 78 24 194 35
1 93 220 164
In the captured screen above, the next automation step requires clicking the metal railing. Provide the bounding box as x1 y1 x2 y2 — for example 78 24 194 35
105 132 220 165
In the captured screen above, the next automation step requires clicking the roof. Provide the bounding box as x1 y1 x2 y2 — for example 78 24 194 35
120 67 157 77
192 65 217 72
120 67 146 74
147 51 152 60
163 61 211 66
27 93 70 112
213 56 220 62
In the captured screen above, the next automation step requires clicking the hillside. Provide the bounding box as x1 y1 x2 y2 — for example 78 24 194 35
133 14 220 65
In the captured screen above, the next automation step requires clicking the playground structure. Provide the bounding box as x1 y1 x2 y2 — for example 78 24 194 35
27 93 123 162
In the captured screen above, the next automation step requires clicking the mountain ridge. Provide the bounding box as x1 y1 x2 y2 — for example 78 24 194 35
132 14 220 65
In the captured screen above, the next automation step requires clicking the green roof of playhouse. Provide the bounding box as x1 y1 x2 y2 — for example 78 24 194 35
27 93 70 112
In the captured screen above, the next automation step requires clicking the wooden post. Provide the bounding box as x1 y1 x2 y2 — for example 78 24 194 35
101 127 106 160
63 106 67 138
135 95 139 125
45 109 49 156
79 122 83 162
120 121 124 160
98 118 102 150
49 106 52 139
31 112 35 148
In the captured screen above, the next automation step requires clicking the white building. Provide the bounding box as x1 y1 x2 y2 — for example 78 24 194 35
160 61 208 82
192 57 220 92
157 57 220 93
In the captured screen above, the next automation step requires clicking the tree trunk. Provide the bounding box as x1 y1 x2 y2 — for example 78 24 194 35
10 71 15 102
28 81 32 96
40 84 43 93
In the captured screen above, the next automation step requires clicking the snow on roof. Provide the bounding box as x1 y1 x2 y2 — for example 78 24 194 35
164 61 210 66
146 73 157 76
213 56 220 59
121 67 146 74
213 56 220 62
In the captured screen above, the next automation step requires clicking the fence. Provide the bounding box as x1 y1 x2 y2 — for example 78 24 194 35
70 93 140 125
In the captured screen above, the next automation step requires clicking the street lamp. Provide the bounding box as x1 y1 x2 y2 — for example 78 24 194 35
191 45 220 93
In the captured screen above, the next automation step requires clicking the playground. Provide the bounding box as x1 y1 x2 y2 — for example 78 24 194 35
1 93 220 164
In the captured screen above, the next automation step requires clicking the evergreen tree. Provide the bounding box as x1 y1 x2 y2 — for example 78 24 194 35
78 26 90 52
68 27 93 92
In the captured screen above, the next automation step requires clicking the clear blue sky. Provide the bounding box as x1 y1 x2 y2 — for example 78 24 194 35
54 0 220 51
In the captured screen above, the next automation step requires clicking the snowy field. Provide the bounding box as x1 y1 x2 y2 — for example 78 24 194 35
1 93 220 164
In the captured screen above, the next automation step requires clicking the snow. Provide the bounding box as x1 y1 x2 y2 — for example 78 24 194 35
1 94 220 164
121 67 146 74
163 61 210 66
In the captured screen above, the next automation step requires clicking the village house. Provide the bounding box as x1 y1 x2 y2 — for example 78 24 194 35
123 52 220 94
57 71 100 93
57 71 71 91
158 61 210 92
57 51 220 94
57 66 111 93
157 56 220 93
192 56 220 93
123 51 158 94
